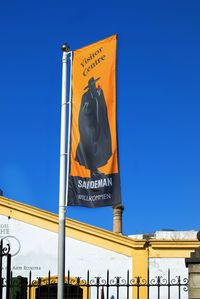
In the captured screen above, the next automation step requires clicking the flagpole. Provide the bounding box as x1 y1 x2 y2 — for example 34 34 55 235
57 43 70 299
65 50 72 206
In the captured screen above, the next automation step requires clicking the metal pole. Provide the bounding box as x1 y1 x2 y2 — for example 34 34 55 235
65 51 72 204
6 254 11 299
57 43 70 299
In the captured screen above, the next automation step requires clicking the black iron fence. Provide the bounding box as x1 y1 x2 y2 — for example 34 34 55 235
1 239 188 299
0 269 188 299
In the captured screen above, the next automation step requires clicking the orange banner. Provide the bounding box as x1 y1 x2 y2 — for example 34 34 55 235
68 35 121 207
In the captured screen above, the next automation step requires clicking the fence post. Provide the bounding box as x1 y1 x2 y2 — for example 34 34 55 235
185 246 200 299
0 240 3 299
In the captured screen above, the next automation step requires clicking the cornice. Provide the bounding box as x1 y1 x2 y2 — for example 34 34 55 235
0 196 146 253
2 196 200 257
149 239 200 249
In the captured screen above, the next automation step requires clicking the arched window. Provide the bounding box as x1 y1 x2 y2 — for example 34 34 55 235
31 277 86 299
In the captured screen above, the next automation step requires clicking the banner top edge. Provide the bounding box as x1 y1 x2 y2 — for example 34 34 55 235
72 34 117 53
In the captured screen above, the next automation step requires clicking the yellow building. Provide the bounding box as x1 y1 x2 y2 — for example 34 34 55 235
1 195 199 299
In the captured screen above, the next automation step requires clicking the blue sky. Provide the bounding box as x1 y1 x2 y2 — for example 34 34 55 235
0 1 200 235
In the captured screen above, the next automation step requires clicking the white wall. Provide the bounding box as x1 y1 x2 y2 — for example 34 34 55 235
0 215 131 281
149 258 188 299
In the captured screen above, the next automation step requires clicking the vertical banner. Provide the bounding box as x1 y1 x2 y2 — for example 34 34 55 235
68 35 121 207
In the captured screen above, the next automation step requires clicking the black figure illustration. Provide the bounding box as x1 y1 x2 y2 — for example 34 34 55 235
75 77 112 177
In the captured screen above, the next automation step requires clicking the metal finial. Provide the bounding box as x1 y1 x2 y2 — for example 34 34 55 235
61 43 70 52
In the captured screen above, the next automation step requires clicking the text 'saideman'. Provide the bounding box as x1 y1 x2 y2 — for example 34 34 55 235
68 35 121 207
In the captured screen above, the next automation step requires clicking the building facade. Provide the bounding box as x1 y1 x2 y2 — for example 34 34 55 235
1 196 199 299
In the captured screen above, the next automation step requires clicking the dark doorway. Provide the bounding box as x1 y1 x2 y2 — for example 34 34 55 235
36 284 83 299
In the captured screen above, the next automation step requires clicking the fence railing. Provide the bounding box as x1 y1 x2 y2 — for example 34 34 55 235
0 238 189 299
0 269 188 299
